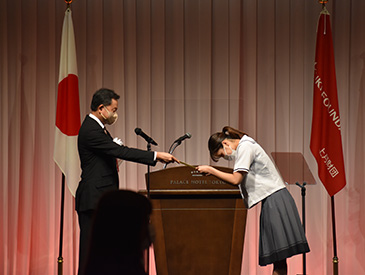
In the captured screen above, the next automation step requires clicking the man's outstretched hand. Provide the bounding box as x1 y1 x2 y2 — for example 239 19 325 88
156 152 179 164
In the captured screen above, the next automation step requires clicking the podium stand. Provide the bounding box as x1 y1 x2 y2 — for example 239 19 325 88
143 166 247 275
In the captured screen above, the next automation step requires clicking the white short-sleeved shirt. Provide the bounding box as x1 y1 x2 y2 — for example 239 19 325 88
233 135 286 208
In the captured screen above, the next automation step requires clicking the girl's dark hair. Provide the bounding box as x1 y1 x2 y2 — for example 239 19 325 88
208 126 247 162
91 88 120 111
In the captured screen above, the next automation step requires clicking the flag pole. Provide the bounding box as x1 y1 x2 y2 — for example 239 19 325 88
316 2 339 274
315 1 342 274
58 174 66 275
57 2 74 275
331 196 338 275
318 1 338 272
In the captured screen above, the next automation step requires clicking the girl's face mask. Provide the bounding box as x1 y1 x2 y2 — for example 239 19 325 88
223 144 237 161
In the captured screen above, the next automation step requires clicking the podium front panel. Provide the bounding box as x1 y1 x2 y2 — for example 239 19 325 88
143 166 247 275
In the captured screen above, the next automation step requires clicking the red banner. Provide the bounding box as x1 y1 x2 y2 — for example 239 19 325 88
310 10 346 196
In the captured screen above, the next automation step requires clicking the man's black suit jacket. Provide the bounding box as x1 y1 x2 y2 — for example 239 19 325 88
76 115 156 212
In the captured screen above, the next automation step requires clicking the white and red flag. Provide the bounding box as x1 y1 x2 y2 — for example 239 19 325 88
54 8 81 196
310 8 346 197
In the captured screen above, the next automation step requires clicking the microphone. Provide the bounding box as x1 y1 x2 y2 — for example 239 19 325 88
173 133 192 144
134 128 158 146
164 132 192 169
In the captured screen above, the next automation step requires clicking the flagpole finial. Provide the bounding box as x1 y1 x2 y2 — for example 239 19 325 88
65 0 73 9
318 0 329 13
318 0 328 6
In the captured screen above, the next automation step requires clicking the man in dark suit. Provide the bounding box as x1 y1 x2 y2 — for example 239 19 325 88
76 88 178 274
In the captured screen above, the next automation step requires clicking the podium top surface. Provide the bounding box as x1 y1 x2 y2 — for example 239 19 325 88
146 166 239 192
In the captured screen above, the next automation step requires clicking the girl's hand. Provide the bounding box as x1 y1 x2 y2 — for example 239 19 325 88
196 165 212 175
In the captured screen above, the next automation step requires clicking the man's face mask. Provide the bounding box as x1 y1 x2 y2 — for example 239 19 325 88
101 105 118 125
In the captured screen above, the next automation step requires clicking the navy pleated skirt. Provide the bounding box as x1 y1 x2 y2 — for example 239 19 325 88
259 188 310 266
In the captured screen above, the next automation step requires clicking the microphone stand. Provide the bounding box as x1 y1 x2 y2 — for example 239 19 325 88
147 142 151 199
295 182 307 275
146 141 151 275
135 128 158 274
163 141 181 169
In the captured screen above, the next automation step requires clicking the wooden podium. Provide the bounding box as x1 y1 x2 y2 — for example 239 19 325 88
143 166 247 275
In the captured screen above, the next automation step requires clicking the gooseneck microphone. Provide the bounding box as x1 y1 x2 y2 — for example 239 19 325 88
168 132 192 153
173 133 192 144
134 128 158 146
164 132 192 169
